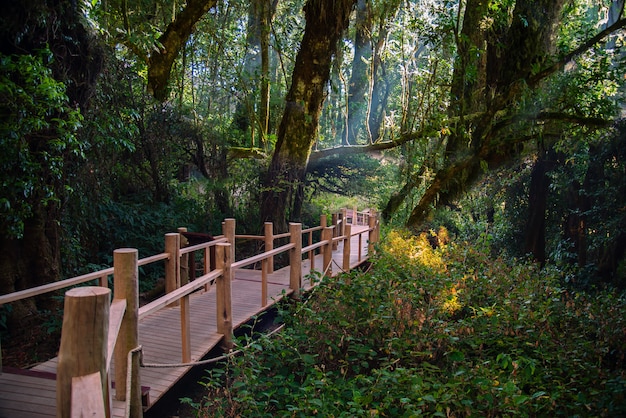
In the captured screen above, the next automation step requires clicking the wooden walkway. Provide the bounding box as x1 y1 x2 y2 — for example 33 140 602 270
0 225 370 418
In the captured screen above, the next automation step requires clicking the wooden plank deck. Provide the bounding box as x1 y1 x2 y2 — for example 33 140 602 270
0 225 370 418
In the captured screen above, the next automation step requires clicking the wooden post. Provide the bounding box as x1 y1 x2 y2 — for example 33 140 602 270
368 210 377 255
352 205 357 224
320 214 327 228
322 226 333 278
264 222 274 274
57 286 111 418
289 223 303 297
215 243 233 348
164 233 180 307
341 208 348 231
112 249 142 418
343 224 352 271
223 218 236 263
177 227 190 285
180 290 191 363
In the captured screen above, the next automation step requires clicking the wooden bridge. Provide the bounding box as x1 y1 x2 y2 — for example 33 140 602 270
0 209 379 418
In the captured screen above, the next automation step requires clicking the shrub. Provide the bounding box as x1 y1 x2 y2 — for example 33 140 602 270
191 228 626 417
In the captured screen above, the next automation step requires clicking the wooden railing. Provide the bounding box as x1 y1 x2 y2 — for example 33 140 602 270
0 209 379 418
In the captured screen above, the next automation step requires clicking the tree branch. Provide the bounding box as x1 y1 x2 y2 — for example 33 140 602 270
148 0 218 100
530 18 626 86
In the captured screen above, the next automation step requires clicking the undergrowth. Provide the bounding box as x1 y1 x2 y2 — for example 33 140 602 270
187 228 626 417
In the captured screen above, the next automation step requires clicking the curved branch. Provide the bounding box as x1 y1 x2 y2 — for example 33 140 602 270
530 18 626 87
148 0 218 100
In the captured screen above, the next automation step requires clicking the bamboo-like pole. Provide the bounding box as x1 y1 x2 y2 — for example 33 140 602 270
264 222 274 274
215 243 233 348
112 249 142 418
289 223 302 297
322 226 333 277
343 224 352 271
164 233 180 307
57 286 111 418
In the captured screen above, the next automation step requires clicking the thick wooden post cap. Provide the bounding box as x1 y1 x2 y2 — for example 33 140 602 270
65 286 111 298
114 248 138 254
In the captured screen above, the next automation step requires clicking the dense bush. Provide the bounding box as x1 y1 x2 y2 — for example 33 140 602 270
190 228 626 417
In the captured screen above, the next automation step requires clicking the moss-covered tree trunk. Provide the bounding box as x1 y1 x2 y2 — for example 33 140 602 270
260 0 356 230
406 0 566 228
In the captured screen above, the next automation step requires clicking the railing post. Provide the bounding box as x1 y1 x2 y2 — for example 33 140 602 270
223 218 236 263
368 210 377 255
343 224 352 271
264 222 274 274
215 243 233 349
341 208 348 230
113 248 142 418
177 227 190 285
289 223 303 297
165 233 180 307
57 286 111 418
322 226 333 278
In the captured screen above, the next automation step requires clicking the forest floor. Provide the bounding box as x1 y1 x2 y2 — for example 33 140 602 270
2 312 61 369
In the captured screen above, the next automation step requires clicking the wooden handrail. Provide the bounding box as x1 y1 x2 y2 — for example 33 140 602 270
0 267 114 305
234 234 264 240
179 237 228 255
137 253 170 267
107 299 127 370
231 243 294 270
302 239 330 254
138 269 222 320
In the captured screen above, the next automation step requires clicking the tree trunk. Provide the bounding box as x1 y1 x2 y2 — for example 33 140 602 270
0 0 102 327
524 152 556 264
406 0 566 228
148 0 218 100
260 0 356 230
342 0 372 145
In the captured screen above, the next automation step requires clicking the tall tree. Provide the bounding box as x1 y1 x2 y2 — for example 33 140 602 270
342 0 373 145
0 0 102 322
260 0 357 229
405 0 569 227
